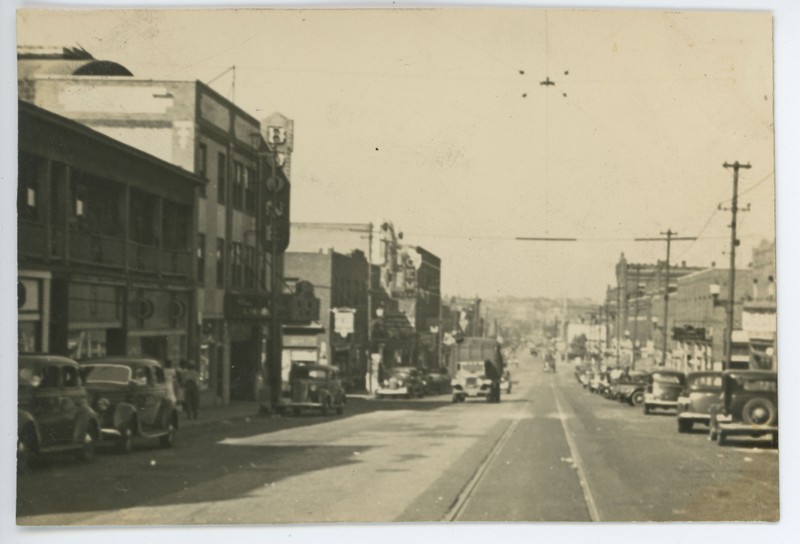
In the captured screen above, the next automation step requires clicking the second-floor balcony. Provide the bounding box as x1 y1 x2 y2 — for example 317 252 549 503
19 221 192 279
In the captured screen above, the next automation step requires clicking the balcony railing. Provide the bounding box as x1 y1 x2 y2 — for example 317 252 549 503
70 230 125 269
20 221 192 279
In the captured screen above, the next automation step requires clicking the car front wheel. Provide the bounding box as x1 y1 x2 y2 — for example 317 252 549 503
741 398 777 426
117 422 134 454
159 416 176 448
75 425 97 463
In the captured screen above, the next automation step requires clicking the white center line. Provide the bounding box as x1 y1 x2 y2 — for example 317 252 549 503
551 384 602 522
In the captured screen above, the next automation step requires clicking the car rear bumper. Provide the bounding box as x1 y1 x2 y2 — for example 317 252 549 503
677 412 711 423
375 388 410 396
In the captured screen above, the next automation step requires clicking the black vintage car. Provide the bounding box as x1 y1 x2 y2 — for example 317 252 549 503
18 354 100 471
676 371 723 433
709 370 778 448
613 371 650 406
643 370 686 414
80 358 179 453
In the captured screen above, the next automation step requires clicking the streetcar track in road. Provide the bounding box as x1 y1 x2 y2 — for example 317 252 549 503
551 384 601 522
442 399 529 521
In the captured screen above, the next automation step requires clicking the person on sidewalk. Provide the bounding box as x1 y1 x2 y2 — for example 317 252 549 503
163 359 178 406
182 360 200 419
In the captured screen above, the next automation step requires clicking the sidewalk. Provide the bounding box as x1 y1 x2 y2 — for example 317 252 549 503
178 396 374 429
177 400 265 429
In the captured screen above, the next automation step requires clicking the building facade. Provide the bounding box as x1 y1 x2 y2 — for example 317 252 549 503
19 47 293 405
18 101 202 362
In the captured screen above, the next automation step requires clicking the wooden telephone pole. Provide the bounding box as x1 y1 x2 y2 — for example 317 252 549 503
721 161 751 369
636 230 696 367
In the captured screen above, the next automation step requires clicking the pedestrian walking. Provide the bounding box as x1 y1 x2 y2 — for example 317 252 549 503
163 359 178 405
182 360 200 419
175 359 187 412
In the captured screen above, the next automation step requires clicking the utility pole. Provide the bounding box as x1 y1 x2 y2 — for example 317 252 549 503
721 161 751 370
631 264 641 370
636 230 696 367
615 284 621 367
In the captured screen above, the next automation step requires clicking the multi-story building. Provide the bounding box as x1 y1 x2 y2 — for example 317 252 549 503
742 239 777 369
18 101 203 361
283 249 371 390
18 46 293 405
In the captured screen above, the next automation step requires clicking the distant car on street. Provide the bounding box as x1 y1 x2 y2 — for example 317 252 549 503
709 370 778 448
644 370 686 414
80 358 179 453
18 354 100 471
450 361 497 403
676 371 723 433
281 363 346 416
376 366 425 399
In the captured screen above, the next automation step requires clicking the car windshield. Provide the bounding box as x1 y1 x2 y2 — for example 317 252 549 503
457 362 484 374
83 365 132 385
688 375 722 390
654 374 683 384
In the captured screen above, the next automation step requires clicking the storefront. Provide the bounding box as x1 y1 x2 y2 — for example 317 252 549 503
18 272 51 353
224 292 270 402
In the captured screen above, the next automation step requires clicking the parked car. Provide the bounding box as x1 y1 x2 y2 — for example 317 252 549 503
643 370 686 414
613 371 650 406
80 358 178 453
424 369 452 394
676 371 723 433
18 354 100 471
280 363 346 416
376 366 426 399
709 370 778 447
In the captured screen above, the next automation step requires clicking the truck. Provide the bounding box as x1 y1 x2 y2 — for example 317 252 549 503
449 337 504 403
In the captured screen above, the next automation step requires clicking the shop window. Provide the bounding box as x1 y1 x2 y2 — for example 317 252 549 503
216 238 225 288
217 152 227 204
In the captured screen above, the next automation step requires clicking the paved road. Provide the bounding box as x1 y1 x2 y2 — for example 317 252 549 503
17 353 778 525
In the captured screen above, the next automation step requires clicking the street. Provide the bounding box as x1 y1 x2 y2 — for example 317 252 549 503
17 352 778 525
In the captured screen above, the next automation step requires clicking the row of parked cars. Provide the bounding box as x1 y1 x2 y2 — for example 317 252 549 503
18 354 180 472
575 365 778 448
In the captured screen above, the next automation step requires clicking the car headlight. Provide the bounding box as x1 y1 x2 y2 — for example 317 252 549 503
382 380 389 386
397 380 404 387
481 379 493 386
309 385 318 392
96 397 110 412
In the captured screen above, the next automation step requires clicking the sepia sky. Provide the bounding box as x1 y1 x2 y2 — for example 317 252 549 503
13 7 778 301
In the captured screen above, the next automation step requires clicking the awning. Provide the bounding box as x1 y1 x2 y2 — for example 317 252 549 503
283 321 326 335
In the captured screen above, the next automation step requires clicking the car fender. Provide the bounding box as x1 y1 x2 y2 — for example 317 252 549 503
72 407 100 443
17 410 41 451
156 399 180 430
112 403 139 432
